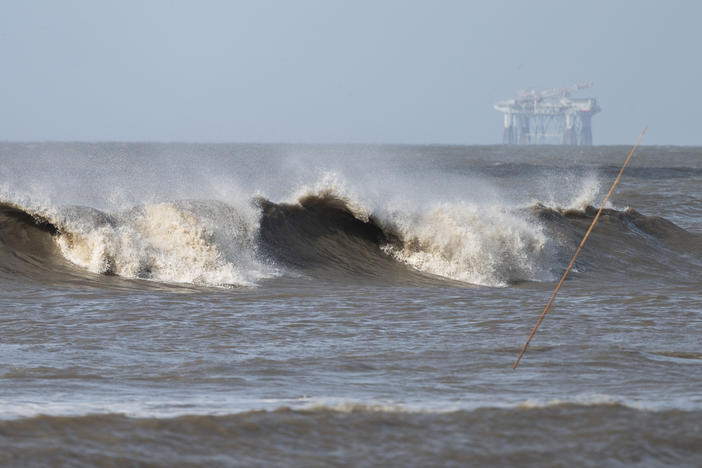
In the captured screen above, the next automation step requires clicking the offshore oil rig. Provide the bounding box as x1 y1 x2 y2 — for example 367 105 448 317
494 82 601 145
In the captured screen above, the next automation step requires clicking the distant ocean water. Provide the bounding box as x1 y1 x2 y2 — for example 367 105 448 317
1 143 701 466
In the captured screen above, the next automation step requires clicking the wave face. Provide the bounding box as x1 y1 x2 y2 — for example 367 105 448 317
1 144 699 288
0 200 276 287
258 193 552 286
258 189 700 286
529 203 702 279
0 202 65 281
2 185 698 288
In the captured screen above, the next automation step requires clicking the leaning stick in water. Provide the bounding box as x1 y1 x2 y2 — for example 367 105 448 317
512 126 648 370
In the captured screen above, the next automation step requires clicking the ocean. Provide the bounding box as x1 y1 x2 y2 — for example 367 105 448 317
1 142 700 466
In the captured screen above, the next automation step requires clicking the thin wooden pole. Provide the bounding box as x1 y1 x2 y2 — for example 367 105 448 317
513 126 647 370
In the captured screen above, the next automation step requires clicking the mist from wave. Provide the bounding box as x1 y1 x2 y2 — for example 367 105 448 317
2 182 698 289
1 143 699 289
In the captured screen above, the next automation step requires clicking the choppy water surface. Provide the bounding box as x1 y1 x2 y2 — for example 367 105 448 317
1 143 701 466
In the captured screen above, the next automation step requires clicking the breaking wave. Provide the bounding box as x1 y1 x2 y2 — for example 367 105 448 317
1 183 698 288
0 199 275 287
258 192 551 286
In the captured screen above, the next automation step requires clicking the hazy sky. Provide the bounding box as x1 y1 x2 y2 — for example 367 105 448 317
1 0 700 145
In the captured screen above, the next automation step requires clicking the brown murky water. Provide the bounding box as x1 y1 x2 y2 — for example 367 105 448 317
1 143 701 466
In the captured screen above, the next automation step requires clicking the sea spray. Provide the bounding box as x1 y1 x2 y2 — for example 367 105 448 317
377 201 551 287
52 200 277 286
279 175 554 286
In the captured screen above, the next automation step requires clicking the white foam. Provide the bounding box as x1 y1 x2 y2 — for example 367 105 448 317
377 201 550 287
54 200 277 287
1 393 692 420
286 172 554 287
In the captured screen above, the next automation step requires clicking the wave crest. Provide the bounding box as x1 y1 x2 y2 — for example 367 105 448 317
378 202 550 287
2 182 696 288
57 201 276 286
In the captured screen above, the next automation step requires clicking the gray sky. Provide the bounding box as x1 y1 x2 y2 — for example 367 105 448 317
1 0 700 145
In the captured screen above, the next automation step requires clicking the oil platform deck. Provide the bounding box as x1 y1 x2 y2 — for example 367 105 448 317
494 82 601 145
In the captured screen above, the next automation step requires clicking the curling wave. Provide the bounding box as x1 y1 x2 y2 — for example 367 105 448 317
1 188 698 288
0 199 275 287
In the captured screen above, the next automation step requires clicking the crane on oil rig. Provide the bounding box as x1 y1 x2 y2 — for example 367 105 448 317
495 82 601 145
